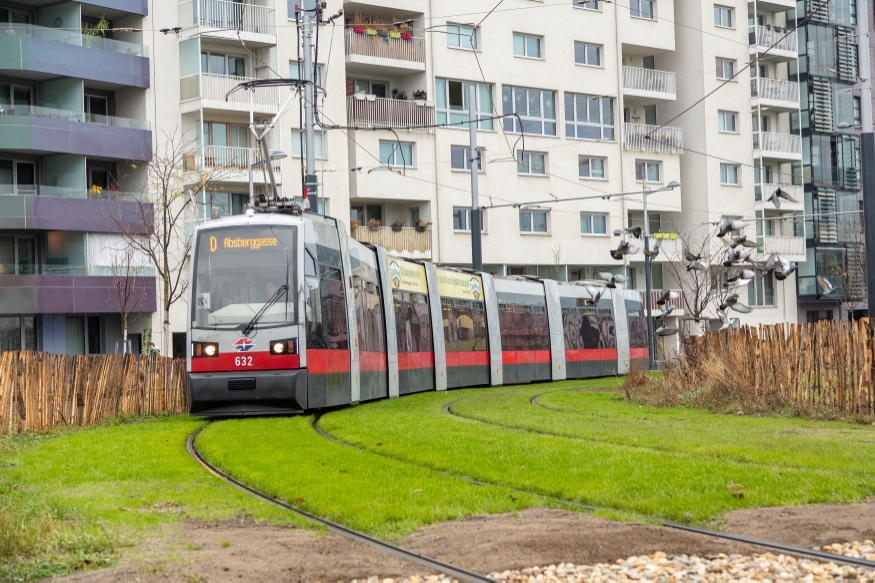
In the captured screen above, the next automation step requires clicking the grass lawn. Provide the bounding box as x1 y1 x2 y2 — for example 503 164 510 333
0 416 306 581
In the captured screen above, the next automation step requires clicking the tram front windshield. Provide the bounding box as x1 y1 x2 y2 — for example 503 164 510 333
192 225 297 329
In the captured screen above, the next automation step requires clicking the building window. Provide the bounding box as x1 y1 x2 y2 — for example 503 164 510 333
578 155 607 179
720 163 739 185
717 110 737 132
748 273 775 306
291 130 325 159
574 42 602 66
713 5 733 27
519 209 548 233
351 78 386 97
716 57 735 80
502 86 557 136
564 93 615 140
450 146 482 171
0 234 36 275
517 151 547 175
0 315 37 354
202 51 246 77
378 141 414 167
854 96 862 126
435 79 494 130
453 207 486 232
574 0 601 11
0 159 36 194
447 24 478 50
631 0 655 19
290 62 323 86
635 160 661 182
580 213 608 235
513 33 542 58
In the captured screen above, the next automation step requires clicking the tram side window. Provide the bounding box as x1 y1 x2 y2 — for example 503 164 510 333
355 276 385 353
442 298 488 352
562 306 601 350
394 291 433 353
625 304 646 349
498 303 550 351
306 263 349 350
598 308 617 348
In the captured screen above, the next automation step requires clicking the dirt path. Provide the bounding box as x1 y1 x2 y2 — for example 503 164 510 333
57 502 875 582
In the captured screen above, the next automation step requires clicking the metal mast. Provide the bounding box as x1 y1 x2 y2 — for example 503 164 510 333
301 0 319 212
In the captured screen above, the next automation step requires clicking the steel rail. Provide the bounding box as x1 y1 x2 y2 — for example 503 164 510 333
186 426 494 583
440 395 875 572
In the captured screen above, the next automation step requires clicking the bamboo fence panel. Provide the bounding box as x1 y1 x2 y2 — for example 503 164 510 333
0 352 187 435
683 320 875 416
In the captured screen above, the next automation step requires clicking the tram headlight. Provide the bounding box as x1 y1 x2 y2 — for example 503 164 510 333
192 342 219 358
270 338 298 355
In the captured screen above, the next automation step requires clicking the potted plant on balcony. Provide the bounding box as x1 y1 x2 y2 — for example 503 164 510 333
368 218 382 231
389 28 401 39
414 219 431 233
350 219 360 231
391 219 404 232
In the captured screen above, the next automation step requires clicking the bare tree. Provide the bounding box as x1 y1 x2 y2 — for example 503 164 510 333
824 211 867 320
661 227 728 333
109 238 149 353
117 130 223 355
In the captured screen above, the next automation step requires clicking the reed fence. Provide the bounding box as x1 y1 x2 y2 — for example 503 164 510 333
683 320 875 416
0 351 188 435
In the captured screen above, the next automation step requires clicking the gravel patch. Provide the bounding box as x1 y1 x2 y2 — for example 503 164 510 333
819 540 875 561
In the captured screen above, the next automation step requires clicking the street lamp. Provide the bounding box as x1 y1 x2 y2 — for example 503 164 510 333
249 150 287 206
640 179 680 371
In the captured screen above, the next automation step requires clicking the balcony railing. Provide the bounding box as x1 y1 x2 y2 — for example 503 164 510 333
344 29 426 68
752 131 802 157
623 123 683 153
180 73 280 112
635 289 684 313
0 104 151 130
352 226 431 260
0 23 148 56
184 146 281 176
0 264 156 276
0 184 150 202
750 25 797 55
622 66 677 100
191 0 275 36
347 95 435 132
750 78 800 105
762 235 805 257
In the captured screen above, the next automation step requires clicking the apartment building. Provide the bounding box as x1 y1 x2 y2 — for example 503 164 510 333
791 0 866 322
0 0 156 354
1 0 813 355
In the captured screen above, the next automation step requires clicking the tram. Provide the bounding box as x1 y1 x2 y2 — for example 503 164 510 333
187 211 647 416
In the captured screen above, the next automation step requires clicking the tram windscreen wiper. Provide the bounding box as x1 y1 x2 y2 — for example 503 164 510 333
241 284 289 336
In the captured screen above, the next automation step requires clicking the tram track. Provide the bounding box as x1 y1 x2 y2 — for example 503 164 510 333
186 425 495 583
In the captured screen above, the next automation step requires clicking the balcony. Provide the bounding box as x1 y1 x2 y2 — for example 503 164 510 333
0 187 152 233
0 105 152 160
623 123 683 153
752 131 802 161
750 78 799 112
184 146 282 184
351 226 431 260
0 272 156 315
180 74 280 115
622 66 677 104
347 95 435 132
635 289 685 315
749 25 797 60
0 24 149 88
344 29 426 76
754 183 804 211
762 235 806 259
626 234 682 263
181 0 276 45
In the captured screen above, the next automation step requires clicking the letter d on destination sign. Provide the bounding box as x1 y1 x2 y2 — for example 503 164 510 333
210 236 217 252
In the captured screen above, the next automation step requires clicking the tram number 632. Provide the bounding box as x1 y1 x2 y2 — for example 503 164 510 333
235 356 253 367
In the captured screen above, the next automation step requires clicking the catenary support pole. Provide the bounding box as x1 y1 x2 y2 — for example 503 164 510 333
302 0 319 212
468 84 482 271
857 0 875 320
642 176 655 370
